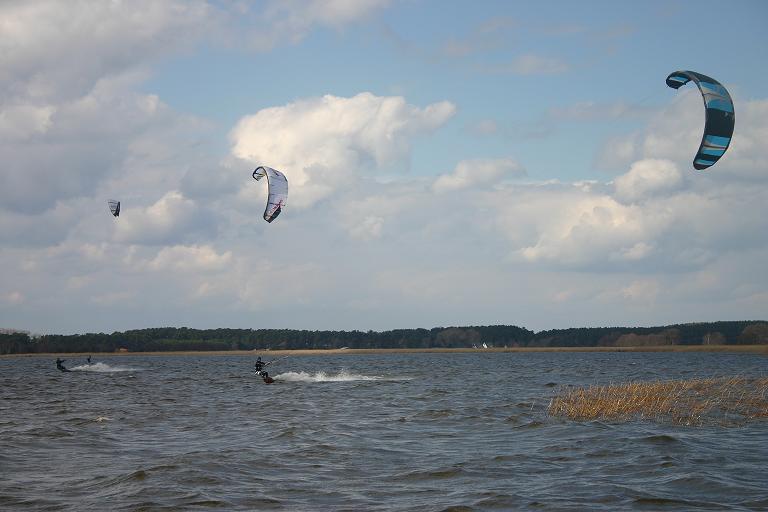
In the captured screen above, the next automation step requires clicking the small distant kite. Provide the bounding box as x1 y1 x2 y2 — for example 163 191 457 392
665 70 734 170
107 200 121 217
252 166 288 223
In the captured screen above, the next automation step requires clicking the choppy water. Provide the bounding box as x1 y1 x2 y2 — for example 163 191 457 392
1 352 767 511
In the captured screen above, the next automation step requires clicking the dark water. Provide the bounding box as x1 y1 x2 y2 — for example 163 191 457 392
1 352 767 511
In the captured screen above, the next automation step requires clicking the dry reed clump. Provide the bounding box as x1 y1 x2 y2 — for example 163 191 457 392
548 377 768 426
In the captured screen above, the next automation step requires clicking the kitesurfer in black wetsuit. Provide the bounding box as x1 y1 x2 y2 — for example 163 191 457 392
56 358 67 372
254 357 266 376
255 356 275 382
87 355 92 365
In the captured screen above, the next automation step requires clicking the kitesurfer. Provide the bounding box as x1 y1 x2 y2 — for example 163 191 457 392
255 355 283 383
254 356 266 376
253 356 274 384
56 358 67 372
87 355 92 365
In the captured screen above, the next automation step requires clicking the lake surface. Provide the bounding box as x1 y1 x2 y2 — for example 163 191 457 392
1 352 767 511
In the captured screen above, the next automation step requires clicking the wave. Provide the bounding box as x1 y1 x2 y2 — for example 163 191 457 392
274 370 391 383
69 362 140 373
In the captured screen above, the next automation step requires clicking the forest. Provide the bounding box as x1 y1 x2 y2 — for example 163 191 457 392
1 321 767 355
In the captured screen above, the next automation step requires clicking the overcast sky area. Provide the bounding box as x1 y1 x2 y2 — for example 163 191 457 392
1 0 767 335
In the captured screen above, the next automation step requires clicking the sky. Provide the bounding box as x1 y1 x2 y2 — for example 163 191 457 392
1 0 767 335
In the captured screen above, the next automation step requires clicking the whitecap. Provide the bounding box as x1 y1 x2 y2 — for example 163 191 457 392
274 370 385 383
69 362 141 373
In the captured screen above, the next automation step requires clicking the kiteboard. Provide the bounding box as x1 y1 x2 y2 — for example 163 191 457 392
256 371 274 384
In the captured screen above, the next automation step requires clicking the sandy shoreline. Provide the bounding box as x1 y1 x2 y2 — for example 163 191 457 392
2 344 767 358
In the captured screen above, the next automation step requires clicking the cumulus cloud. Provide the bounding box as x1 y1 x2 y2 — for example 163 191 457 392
639 92 705 166
0 0 216 103
597 94 700 171
348 215 385 240
180 255 333 310
0 201 81 247
496 186 655 268
0 0 220 227
337 186 415 240
114 191 217 245
180 158 245 202
488 90 768 269
0 104 55 140
433 158 525 193
147 245 232 273
597 132 643 171
717 99 768 178
0 73 204 216
597 92 762 180
614 159 683 203
230 92 456 208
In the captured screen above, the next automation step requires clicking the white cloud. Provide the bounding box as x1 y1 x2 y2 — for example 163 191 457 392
0 0 215 103
0 73 202 216
0 12 199 265
114 191 217 245
147 245 232 273
597 93 763 179
235 261 330 309
717 99 768 178
433 158 525 193
230 92 455 208
489 100 768 271
0 201 81 247
639 92 704 166
597 132 642 171
337 187 414 240
0 104 55 140
348 215 385 240
501 187 653 267
614 159 683 204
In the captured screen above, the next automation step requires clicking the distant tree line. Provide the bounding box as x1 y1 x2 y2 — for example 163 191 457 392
1 321 767 355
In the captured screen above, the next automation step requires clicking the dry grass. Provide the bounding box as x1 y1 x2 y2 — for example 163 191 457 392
548 377 768 426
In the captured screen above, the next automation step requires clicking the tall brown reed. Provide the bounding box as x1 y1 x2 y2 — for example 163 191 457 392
548 377 768 426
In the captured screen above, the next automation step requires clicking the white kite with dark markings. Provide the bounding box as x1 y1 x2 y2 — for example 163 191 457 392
107 199 120 217
252 166 288 223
